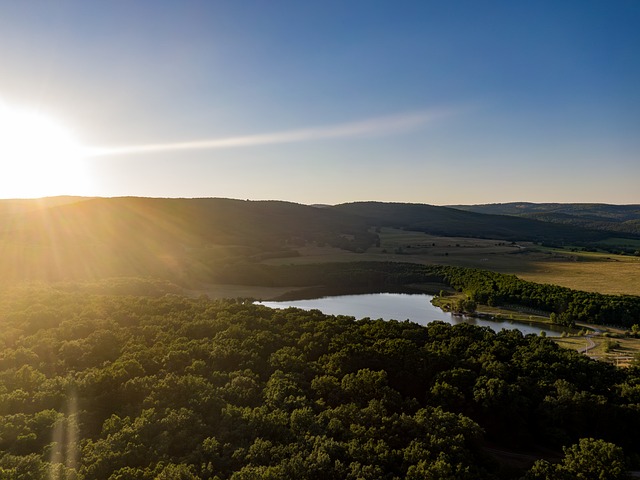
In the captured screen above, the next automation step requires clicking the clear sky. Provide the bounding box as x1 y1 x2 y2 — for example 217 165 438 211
0 0 638 205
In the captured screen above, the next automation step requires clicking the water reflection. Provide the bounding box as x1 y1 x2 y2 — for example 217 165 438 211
259 292 562 337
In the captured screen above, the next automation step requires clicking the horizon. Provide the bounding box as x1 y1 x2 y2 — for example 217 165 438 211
3 194 639 208
1 1 638 204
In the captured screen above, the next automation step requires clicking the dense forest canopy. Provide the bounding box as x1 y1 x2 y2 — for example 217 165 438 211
0 286 637 479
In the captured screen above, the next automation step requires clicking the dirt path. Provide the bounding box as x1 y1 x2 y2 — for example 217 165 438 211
579 335 596 354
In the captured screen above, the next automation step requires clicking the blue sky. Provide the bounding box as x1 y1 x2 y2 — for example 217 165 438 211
0 1 638 204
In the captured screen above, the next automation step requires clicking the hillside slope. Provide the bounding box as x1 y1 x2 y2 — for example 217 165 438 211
333 201 616 243
0 197 373 282
0 197 632 284
449 202 640 237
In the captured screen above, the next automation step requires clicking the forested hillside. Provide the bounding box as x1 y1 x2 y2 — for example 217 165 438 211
0 197 375 283
0 197 634 284
450 203 640 238
332 201 620 244
0 287 636 479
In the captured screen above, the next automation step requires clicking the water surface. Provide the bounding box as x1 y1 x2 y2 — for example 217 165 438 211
259 292 562 337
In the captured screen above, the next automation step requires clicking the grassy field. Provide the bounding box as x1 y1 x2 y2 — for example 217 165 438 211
515 253 640 296
264 228 640 296
553 335 640 367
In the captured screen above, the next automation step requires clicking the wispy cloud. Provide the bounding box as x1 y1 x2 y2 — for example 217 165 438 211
86 109 457 157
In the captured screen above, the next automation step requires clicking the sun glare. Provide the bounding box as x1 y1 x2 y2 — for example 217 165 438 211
0 100 90 198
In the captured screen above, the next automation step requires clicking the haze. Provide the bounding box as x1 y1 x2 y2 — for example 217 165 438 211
0 1 638 204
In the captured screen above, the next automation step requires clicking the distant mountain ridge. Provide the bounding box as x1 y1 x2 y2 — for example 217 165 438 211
448 202 640 236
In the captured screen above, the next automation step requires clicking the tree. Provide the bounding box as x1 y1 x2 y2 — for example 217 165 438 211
452 297 477 314
156 463 200 479
526 438 628 480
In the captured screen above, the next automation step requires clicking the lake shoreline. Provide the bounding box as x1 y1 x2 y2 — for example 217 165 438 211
258 291 566 337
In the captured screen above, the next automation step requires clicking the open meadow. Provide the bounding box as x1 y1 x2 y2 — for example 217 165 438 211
553 335 640 367
264 228 640 296
515 251 640 296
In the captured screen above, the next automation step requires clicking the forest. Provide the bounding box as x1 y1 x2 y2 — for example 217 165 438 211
0 284 637 479
332 202 636 244
451 203 640 237
1 198 640 478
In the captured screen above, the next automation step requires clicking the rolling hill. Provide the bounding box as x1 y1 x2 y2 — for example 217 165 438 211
0 197 635 284
332 201 619 243
0 197 374 283
449 202 640 237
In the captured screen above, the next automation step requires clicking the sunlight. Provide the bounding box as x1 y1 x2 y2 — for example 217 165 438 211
0 100 91 198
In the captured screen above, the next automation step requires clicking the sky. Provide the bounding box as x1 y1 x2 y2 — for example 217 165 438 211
0 0 638 205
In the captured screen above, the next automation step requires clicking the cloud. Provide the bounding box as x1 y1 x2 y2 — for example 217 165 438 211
86 109 457 157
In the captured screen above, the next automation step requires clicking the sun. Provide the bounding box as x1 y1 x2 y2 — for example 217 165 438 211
0 100 91 198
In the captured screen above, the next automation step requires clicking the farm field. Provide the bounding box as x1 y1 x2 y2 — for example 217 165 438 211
516 254 640 296
265 228 640 296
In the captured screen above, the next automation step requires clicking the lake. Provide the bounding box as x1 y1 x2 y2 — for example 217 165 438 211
258 292 563 337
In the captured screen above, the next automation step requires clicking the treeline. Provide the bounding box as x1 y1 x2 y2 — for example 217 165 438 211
450 202 640 237
211 261 640 328
333 202 622 244
435 266 640 328
0 287 636 478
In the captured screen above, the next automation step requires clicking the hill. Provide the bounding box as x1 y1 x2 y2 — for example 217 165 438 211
332 201 619 244
449 202 640 238
0 196 92 215
0 197 635 285
0 197 377 283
